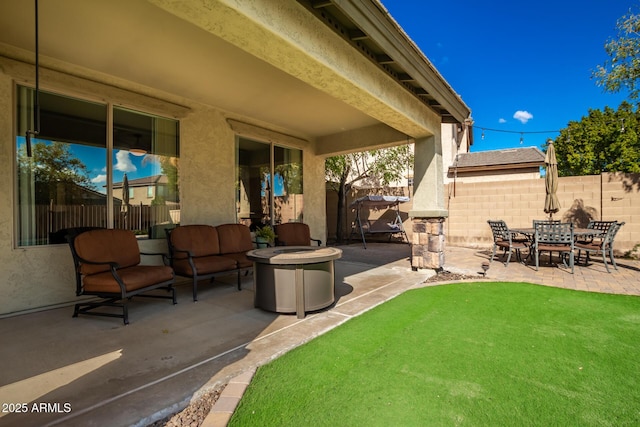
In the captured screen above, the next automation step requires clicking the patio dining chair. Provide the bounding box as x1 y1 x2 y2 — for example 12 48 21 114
274 222 322 246
532 219 561 227
576 220 617 245
487 220 528 266
533 222 575 274
576 221 625 273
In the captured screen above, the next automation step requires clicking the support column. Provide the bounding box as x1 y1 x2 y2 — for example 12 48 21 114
409 133 447 271
411 218 445 270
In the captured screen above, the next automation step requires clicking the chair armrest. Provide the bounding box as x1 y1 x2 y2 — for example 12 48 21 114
71 254 121 295
311 238 322 246
75 255 121 270
140 251 172 265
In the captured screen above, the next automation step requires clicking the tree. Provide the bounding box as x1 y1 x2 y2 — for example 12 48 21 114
143 154 180 204
553 101 640 176
325 146 413 243
18 141 94 205
593 8 640 103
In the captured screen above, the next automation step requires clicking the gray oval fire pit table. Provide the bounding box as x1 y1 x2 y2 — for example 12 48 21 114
247 246 342 319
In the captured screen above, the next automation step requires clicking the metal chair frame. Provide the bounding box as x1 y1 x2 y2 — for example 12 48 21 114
487 220 528 266
576 221 625 273
69 229 176 325
533 222 575 274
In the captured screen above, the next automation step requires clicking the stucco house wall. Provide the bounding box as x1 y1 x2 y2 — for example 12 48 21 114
0 59 325 315
0 0 471 315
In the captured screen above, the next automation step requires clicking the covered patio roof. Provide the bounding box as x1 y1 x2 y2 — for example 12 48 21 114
0 0 470 153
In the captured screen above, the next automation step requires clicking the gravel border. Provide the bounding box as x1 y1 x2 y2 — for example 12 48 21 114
148 386 225 427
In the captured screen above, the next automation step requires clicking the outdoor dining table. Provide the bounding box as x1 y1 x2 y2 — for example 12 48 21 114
508 227 603 265
510 227 603 239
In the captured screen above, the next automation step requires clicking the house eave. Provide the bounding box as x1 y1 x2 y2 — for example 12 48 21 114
302 0 471 124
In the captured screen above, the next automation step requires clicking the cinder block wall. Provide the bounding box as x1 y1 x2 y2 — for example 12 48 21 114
445 172 639 254
327 173 639 255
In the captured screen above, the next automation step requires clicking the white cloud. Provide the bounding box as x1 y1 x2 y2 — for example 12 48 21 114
91 174 106 184
114 150 137 173
513 110 533 124
498 118 507 124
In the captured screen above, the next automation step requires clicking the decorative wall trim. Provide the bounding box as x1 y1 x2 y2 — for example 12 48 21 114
226 119 308 146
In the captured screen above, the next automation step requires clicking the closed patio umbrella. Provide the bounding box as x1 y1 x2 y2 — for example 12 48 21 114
121 174 130 228
544 140 560 219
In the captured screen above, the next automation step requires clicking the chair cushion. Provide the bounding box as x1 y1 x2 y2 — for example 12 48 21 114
172 255 237 276
74 229 140 275
537 243 571 252
275 223 311 246
497 241 527 250
217 224 253 254
83 265 174 294
222 252 253 269
575 242 603 251
170 225 221 258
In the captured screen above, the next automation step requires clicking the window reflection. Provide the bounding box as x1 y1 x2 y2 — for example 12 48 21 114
274 145 303 224
16 88 107 246
112 107 180 237
236 138 303 229
15 86 180 246
236 138 270 229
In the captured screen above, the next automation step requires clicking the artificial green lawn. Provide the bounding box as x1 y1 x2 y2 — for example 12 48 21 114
229 282 640 426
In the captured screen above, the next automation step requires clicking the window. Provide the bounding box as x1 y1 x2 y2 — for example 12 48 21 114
236 138 303 229
147 186 154 198
15 85 180 246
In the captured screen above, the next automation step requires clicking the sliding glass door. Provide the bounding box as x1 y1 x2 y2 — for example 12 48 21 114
236 138 303 230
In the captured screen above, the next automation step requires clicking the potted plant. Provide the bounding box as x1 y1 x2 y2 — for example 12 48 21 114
254 225 276 248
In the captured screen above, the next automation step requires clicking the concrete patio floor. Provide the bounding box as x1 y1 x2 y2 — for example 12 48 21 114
1 242 639 427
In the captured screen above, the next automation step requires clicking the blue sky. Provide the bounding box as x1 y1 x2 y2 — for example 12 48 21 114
381 0 634 152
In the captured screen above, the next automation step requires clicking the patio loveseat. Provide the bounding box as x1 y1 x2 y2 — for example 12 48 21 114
166 224 253 301
69 228 177 325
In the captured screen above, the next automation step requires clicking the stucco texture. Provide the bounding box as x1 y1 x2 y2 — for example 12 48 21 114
0 59 328 315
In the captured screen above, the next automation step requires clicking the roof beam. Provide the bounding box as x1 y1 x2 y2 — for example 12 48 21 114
376 54 394 64
311 1 334 8
330 0 471 123
349 29 368 40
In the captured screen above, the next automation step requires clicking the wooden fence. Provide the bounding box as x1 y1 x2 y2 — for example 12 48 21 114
35 204 174 243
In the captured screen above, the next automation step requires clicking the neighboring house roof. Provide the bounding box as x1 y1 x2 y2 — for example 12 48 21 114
449 147 545 173
113 175 167 189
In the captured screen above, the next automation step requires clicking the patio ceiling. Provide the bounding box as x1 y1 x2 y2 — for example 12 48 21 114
0 0 470 141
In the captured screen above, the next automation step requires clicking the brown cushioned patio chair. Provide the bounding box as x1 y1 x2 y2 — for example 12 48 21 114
487 220 527 266
166 225 239 301
274 222 322 246
69 228 176 325
576 221 625 273
575 220 617 245
533 222 575 274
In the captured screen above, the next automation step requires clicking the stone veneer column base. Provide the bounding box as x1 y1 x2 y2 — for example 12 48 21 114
411 217 445 271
